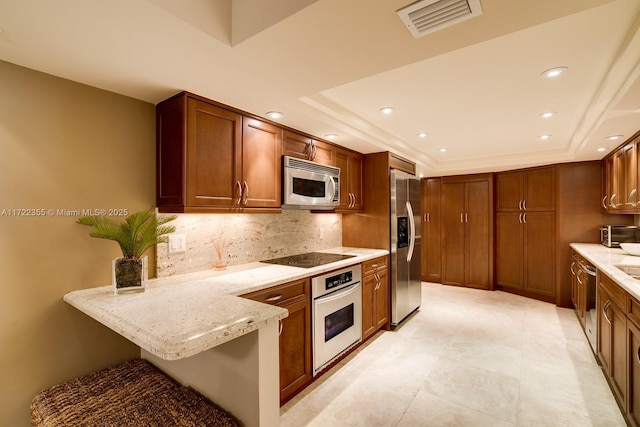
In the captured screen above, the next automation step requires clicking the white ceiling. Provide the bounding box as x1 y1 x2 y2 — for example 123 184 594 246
1 0 639 177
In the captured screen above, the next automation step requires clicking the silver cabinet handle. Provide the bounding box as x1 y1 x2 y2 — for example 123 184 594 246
523 213 526 224
523 200 527 210
279 319 283 336
460 213 464 223
603 300 612 324
465 213 468 223
265 294 283 302
519 213 522 223
611 193 617 208
518 200 523 210
243 181 249 205
630 189 637 207
236 181 243 205
602 196 608 210
570 261 576 275
371 263 379 268
576 269 583 285
352 193 356 208
637 346 640 365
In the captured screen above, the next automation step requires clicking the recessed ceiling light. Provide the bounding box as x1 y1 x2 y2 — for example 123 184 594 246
324 134 338 140
597 147 607 152
266 111 283 119
417 132 428 138
439 148 447 152
538 111 557 119
541 67 568 78
538 134 552 140
605 135 624 141
379 107 395 115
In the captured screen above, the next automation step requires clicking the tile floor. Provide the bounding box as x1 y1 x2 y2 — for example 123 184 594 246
280 282 626 426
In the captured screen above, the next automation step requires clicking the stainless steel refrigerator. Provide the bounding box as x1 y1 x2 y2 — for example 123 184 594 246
390 169 422 327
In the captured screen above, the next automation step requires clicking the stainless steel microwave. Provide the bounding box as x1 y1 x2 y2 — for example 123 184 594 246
282 156 340 210
600 225 640 247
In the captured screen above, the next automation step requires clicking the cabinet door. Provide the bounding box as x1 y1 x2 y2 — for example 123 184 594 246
496 212 523 290
279 297 312 403
496 171 523 211
422 178 442 282
312 140 336 166
282 130 312 160
242 118 282 208
375 269 389 330
336 149 364 211
523 167 555 211
523 211 556 297
361 273 376 340
441 182 465 286
465 180 491 289
599 287 613 374
603 157 613 212
624 143 637 211
612 148 626 210
628 320 640 426
186 98 242 208
611 300 628 406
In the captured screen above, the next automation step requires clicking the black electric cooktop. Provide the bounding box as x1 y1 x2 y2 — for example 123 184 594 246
260 252 355 268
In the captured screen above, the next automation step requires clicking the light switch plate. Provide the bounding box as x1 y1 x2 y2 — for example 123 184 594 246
168 234 186 253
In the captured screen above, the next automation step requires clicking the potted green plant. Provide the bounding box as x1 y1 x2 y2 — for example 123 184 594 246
77 208 177 293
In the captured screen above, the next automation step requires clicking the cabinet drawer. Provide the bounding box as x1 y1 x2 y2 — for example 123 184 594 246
599 271 628 312
630 296 640 328
241 278 310 305
363 256 388 275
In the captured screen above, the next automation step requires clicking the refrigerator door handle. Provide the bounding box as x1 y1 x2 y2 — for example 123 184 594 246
406 201 415 262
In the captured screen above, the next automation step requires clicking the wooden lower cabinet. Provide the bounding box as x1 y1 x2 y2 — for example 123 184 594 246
598 274 627 409
241 278 312 404
628 320 640 426
496 211 556 299
362 257 390 341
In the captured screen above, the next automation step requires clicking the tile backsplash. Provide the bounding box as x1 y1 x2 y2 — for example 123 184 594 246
156 210 342 277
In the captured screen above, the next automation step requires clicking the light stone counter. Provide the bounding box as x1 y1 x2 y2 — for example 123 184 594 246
63 247 388 361
570 243 640 300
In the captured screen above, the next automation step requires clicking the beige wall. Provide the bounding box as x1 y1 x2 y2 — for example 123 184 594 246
0 60 154 425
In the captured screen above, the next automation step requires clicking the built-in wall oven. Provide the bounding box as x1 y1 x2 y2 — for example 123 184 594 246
312 265 362 376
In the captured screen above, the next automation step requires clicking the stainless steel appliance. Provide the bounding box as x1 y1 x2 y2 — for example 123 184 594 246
580 261 597 352
312 265 362 375
600 225 640 247
282 156 340 210
261 252 355 268
390 169 422 327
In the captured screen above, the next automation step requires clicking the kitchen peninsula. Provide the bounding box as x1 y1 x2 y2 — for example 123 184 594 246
64 247 387 426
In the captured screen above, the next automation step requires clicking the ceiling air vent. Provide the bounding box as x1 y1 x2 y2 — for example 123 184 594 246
397 0 483 39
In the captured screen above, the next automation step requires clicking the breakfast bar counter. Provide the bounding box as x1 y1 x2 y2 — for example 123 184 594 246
63 247 388 427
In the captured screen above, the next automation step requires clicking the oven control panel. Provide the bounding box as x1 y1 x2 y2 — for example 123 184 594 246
312 264 362 299
326 271 353 291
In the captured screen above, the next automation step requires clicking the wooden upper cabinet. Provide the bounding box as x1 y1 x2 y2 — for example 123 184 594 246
336 148 364 212
282 130 336 166
156 92 281 213
496 166 555 211
602 131 640 214
242 118 282 209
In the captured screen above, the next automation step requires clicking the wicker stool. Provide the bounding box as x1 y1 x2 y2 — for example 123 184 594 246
31 358 238 427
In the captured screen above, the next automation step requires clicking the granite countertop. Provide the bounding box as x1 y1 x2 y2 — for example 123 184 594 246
570 243 640 300
64 247 389 361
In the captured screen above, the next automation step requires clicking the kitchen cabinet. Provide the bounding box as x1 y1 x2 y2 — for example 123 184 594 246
496 166 556 301
570 250 586 328
241 278 312 405
628 319 640 427
336 148 364 212
156 92 282 213
441 174 493 289
598 272 627 408
362 256 389 341
421 177 441 283
602 131 640 213
282 130 336 166
496 166 555 211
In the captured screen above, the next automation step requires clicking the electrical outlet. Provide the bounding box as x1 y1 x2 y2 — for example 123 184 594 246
168 234 186 253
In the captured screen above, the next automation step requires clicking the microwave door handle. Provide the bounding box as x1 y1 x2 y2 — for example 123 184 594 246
330 176 338 202
406 201 415 262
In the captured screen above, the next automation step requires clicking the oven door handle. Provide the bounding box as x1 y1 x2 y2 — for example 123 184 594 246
406 201 415 263
315 281 361 303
